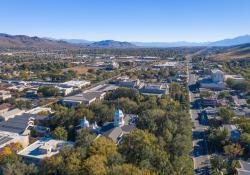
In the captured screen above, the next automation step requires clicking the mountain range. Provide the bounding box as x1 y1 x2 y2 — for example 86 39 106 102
1 33 250 48
64 34 250 47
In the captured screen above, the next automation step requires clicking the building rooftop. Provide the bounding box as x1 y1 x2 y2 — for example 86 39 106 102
237 160 250 175
0 131 29 148
64 91 105 103
18 137 73 160
85 84 118 93
0 103 11 111
0 113 47 134
61 80 90 88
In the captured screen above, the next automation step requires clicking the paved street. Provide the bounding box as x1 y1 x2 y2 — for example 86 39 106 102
187 63 211 175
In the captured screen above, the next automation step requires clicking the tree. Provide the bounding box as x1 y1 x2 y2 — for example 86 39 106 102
200 91 213 99
38 86 60 97
224 144 244 159
208 128 229 151
88 137 119 159
210 155 227 174
75 129 96 147
240 133 250 155
219 107 234 124
40 154 65 175
84 155 107 175
118 129 170 173
1 161 37 175
51 126 68 140
108 164 156 175
119 98 138 114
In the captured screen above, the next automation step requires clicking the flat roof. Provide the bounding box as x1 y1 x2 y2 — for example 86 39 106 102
18 137 73 160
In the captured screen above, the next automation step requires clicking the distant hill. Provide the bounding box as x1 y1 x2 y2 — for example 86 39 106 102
1 33 250 49
62 39 93 45
89 40 136 48
132 35 250 47
201 43 250 60
208 35 250 46
0 33 76 49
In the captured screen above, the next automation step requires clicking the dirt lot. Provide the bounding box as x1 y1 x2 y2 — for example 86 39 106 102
62 66 95 74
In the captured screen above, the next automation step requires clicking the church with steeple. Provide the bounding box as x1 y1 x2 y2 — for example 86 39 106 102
79 106 137 144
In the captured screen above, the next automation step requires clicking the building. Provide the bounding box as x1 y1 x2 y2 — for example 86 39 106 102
0 108 25 121
224 74 245 83
199 69 226 90
118 79 142 88
0 90 12 100
0 131 29 149
201 98 219 107
0 113 48 135
222 124 241 140
18 137 74 164
153 61 178 69
25 90 38 98
237 160 250 175
106 61 119 70
0 103 11 115
81 109 137 144
55 86 73 96
60 80 91 89
61 91 106 107
211 69 224 83
85 84 118 93
140 84 168 96
26 107 52 115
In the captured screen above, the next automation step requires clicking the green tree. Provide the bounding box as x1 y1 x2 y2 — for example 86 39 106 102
75 129 96 147
51 126 68 140
224 144 244 159
219 107 234 124
108 164 156 175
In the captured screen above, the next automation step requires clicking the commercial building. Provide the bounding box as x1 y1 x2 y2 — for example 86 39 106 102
0 108 25 121
18 137 74 164
0 113 48 135
140 84 168 96
118 79 142 89
0 131 29 149
60 80 90 89
153 61 178 69
85 84 118 93
61 91 106 107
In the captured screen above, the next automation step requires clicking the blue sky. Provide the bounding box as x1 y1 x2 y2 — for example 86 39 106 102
1 0 250 42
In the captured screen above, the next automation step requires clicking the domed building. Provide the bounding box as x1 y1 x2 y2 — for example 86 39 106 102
79 108 137 144
99 108 137 144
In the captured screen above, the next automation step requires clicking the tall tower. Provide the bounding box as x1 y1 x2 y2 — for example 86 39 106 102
113 109 125 127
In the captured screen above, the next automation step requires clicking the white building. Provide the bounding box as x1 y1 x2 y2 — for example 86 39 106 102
153 61 178 69
113 109 125 127
0 108 25 121
211 69 224 83
0 90 12 100
61 80 91 89
0 131 29 149
18 138 74 164
224 74 245 83
199 69 226 90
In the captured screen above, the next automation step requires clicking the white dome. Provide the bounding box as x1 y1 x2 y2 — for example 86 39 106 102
80 117 89 128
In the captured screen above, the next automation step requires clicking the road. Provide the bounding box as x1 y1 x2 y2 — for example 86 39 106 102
187 62 211 175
